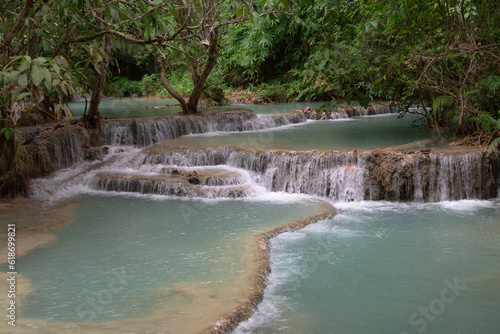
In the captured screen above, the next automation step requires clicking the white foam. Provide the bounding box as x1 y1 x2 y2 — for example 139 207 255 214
276 231 306 241
434 200 497 211
233 298 284 333
334 200 404 212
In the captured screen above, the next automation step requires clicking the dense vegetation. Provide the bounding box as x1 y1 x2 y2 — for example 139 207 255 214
1 0 499 196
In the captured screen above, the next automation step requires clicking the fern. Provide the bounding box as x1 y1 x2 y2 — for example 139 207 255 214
474 111 498 134
432 95 454 111
480 75 500 95
488 137 500 153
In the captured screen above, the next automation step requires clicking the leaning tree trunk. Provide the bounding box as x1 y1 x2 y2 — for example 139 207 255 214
157 28 219 115
159 64 189 114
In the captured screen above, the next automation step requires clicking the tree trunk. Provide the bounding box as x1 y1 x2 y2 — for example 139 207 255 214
85 31 112 129
159 64 189 114
0 115 28 197
0 0 34 66
185 27 220 114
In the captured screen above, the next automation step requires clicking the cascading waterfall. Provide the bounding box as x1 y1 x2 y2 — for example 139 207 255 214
23 108 499 203
100 111 307 147
303 104 395 119
94 172 260 198
90 144 497 202
25 125 90 177
18 107 500 334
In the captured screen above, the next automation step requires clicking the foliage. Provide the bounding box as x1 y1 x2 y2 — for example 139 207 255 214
0 55 78 120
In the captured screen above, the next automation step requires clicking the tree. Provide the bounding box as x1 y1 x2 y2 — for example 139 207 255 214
354 0 500 134
154 0 284 114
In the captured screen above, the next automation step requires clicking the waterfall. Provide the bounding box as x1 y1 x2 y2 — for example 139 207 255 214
100 111 307 147
22 110 499 203
122 146 498 202
26 125 89 177
303 104 395 120
129 147 367 201
365 150 489 201
93 172 260 198
435 153 481 201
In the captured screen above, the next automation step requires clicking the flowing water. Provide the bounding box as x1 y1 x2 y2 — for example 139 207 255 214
2 101 498 333
68 97 182 118
235 200 500 334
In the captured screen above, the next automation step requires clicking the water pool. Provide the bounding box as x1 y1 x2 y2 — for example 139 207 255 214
0 194 326 333
67 98 323 119
236 200 500 334
164 114 443 151
219 102 325 115
67 97 182 118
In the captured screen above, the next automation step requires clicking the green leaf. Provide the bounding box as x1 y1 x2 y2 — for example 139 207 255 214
4 129 11 141
18 73 28 89
5 71 20 82
169 6 178 18
17 92 31 101
32 65 44 86
52 63 61 76
19 60 31 73
104 6 111 21
282 0 290 12
480 75 500 94
60 81 68 95
10 88 19 103
55 56 69 68
236 5 244 18
34 57 48 65
42 67 51 87
16 141 25 158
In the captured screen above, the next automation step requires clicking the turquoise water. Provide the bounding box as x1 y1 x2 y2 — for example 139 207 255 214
166 114 441 151
67 98 322 119
5 194 324 325
220 102 325 115
67 97 182 118
236 200 500 334
4 101 495 334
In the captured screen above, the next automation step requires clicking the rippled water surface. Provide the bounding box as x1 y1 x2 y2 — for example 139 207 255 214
236 200 500 334
1 194 325 330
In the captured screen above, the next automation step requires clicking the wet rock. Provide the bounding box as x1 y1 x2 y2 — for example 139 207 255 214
24 124 90 178
344 106 356 117
186 173 201 185
84 146 109 161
